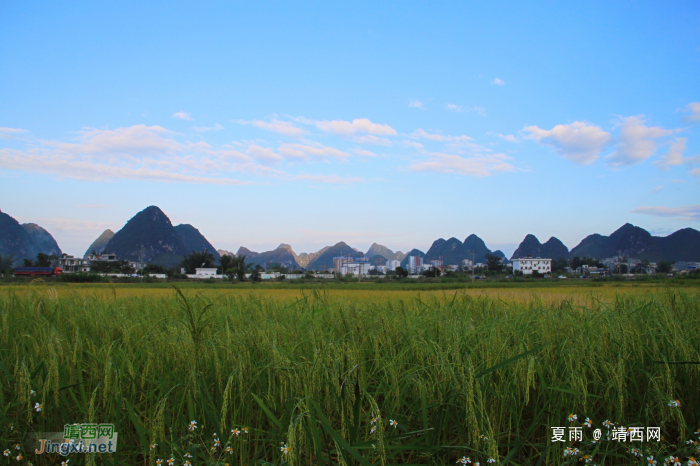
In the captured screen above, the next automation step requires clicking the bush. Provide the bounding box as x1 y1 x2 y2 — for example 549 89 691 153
59 273 106 283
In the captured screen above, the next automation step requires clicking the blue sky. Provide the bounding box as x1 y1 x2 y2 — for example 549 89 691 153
1 1 699 257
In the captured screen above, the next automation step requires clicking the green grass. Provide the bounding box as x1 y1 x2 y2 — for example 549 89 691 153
1 285 699 465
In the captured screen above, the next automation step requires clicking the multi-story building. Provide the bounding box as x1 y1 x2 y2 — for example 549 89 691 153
58 253 145 273
58 254 91 273
407 255 424 274
461 259 473 270
512 257 552 275
386 260 401 271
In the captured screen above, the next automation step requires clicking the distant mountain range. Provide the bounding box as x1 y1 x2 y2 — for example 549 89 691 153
509 223 700 262
421 234 506 266
3 205 699 268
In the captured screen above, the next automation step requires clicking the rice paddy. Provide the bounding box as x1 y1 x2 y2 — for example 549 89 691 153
1 283 699 465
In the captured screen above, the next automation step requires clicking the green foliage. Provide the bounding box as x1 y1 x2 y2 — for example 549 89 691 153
180 249 216 274
422 267 441 278
485 253 503 272
395 266 408 278
1 287 699 464
250 264 263 282
657 260 673 273
141 263 169 275
35 253 54 267
570 256 603 269
0 254 14 273
58 272 106 282
218 254 236 275
90 259 134 274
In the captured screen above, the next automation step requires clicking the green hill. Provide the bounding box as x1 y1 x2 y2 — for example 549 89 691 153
0 210 62 263
84 229 114 257
307 242 361 271
174 224 220 262
103 206 188 267
511 235 569 260
365 243 404 261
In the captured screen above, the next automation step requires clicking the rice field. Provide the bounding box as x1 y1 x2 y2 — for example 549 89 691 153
1 283 699 465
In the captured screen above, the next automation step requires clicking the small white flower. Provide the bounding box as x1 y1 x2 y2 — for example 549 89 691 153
668 400 681 408
631 448 641 457
370 426 376 434
584 417 593 427
149 443 157 450
30 389 36 396
231 428 240 436
3 450 10 457
487 457 496 463
280 444 290 455
389 419 398 428
188 420 197 431
34 402 42 412
567 414 578 422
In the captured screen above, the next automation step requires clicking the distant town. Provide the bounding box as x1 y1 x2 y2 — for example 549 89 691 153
2 206 699 281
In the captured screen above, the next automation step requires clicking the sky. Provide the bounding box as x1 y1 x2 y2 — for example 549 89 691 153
1 1 699 258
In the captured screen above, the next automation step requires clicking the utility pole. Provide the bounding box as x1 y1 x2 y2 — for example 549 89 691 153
471 250 475 283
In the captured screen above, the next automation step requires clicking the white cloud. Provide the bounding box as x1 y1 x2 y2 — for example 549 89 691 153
524 121 611 165
606 116 672 167
278 143 350 162
193 123 224 132
409 152 514 177
654 138 688 170
651 185 662 194
295 174 363 184
491 77 505 86
352 149 379 157
402 140 425 150
682 102 700 123
0 148 250 184
410 129 473 144
409 99 425 110
631 204 700 222
314 118 397 137
446 104 486 116
352 135 393 146
172 111 193 121
52 125 183 158
246 145 284 165
494 133 519 143
238 119 305 138
0 127 29 139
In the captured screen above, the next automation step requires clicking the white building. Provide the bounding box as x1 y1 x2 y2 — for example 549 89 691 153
194 267 218 277
340 262 372 276
58 254 91 273
386 260 401 271
58 253 144 273
461 259 473 270
512 257 552 275
407 255 424 274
